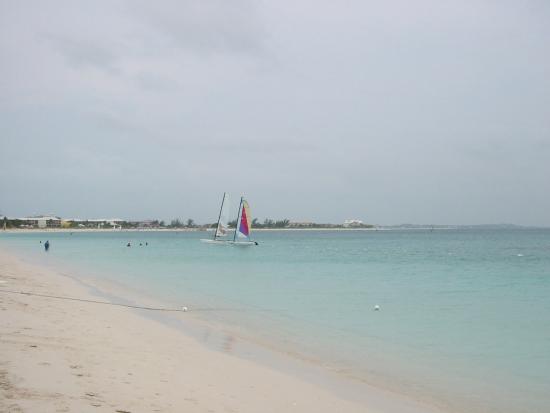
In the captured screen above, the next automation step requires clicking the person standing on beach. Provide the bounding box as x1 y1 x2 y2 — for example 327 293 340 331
44 240 50 251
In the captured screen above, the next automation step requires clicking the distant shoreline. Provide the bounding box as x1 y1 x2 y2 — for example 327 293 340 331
0 225 375 232
1 226 544 234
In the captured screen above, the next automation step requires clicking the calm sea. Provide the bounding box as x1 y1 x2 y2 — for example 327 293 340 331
1 229 549 412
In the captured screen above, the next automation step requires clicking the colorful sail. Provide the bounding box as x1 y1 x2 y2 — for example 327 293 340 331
238 200 251 238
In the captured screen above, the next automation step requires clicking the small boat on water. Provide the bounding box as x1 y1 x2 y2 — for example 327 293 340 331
201 193 258 246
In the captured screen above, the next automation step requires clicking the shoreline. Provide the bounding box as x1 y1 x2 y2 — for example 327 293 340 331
0 246 446 413
2 225 542 234
1 226 469 234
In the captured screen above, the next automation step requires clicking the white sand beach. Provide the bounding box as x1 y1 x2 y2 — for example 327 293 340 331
0 249 444 413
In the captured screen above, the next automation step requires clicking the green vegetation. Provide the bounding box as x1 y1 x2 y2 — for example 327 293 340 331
169 219 183 228
3 219 23 229
252 218 290 228
221 218 374 229
228 218 290 228
167 218 197 228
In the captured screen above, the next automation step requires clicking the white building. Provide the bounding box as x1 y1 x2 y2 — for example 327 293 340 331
343 219 364 228
66 218 124 228
288 221 315 228
19 215 62 228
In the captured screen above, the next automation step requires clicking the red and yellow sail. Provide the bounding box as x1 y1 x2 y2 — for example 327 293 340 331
238 200 251 237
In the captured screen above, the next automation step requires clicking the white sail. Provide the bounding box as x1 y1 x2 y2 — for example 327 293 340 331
215 193 230 238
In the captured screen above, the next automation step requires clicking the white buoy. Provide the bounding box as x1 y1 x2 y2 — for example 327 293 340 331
374 305 380 311
182 306 188 312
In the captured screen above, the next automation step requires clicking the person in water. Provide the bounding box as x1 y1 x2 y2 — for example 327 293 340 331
44 240 50 251
127 242 131 247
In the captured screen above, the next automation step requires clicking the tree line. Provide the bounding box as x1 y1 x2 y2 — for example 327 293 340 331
2 216 372 230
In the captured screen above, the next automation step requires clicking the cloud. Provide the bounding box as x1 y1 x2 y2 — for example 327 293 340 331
135 72 180 92
1 0 549 224
129 0 266 57
44 34 119 74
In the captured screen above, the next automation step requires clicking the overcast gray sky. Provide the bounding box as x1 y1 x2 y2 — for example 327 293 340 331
1 0 549 225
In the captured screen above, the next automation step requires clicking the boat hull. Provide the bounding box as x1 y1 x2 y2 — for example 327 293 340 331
200 239 257 246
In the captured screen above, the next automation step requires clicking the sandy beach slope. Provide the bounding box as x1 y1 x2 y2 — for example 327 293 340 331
0 249 442 413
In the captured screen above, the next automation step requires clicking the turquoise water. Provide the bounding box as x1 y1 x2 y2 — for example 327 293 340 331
1 229 550 412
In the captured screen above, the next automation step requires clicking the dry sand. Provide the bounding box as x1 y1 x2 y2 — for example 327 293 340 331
0 249 444 413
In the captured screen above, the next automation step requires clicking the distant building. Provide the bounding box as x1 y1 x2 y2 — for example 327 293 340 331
65 218 124 229
88 218 124 226
288 221 315 228
138 220 155 228
343 219 363 228
19 215 62 228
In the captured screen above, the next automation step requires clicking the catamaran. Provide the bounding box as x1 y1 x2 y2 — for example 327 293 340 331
200 193 258 246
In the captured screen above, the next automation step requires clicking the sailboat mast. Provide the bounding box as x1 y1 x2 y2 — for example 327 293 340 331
233 197 243 242
214 193 227 240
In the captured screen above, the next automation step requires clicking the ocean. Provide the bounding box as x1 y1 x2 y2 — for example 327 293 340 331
1 228 549 413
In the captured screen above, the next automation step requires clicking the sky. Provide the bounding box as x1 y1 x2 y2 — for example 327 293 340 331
1 0 549 225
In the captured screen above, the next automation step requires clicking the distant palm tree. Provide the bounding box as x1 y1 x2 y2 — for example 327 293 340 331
275 219 290 228
170 219 183 228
